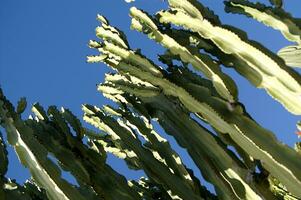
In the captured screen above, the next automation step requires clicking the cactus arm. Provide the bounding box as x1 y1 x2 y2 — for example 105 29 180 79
158 0 301 115
0 91 86 200
168 28 301 113
28 105 140 200
161 68 299 193
83 104 205 200
129 7 238 102
100 77 285 200
176 29 269 88
278 45 301 67
224 0 301 45
84 113 142 170
215 131 256 170
95 14 130 49
90 24 301 196
99 76 160 98
141 96 262 200
1 131 47 199
156 27 267 92
94 15 162 78
103 105 202 193
93 48 301 198
224 0 301 68
99 74 270 199
61 107 84 139
88 8 301 197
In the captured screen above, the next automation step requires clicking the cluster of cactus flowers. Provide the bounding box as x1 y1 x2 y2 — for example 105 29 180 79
1 0 301 199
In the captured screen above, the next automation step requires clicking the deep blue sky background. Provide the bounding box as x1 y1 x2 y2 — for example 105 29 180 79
1 0 301 191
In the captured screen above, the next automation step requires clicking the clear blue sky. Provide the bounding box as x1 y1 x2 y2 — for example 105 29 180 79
1 0 301 190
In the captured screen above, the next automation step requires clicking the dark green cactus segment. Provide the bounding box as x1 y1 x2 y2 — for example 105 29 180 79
129 177 174 200
61 107 84 139
0 131 8 178
269 0 283 8
27 104 140 200
21 180 48 200
26 120 92 185
16 97 27 115
47 106 72 136
133 176 217 200
0 89 87 200
214 131 256 170
1 179 47 200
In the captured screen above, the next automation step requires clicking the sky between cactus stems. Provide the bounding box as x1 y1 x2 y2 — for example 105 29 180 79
0 0 301 190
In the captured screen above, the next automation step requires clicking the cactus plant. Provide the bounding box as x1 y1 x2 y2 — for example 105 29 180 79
1 0 301 199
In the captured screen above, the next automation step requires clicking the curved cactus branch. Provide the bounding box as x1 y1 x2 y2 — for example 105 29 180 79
224 0 301 45
158 0 301 115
